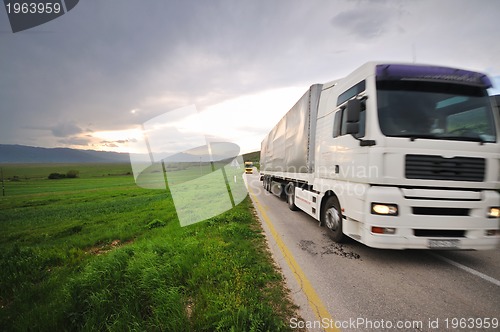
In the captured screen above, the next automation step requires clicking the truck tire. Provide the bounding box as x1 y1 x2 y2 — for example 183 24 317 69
322 196 345 243
286 182 299 211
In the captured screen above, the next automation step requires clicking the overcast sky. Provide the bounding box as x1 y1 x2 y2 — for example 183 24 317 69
1 0 500 155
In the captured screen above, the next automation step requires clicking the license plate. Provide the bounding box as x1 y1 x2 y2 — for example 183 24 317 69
428 239 460 249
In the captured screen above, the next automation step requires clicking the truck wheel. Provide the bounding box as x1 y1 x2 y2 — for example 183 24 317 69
286 183 299 211
279 183 287 199
322 196 345 243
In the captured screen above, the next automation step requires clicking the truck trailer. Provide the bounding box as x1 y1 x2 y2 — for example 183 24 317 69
260 62 500 250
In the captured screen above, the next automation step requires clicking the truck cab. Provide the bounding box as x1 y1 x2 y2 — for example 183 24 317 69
315 63 500 249
261 62 500 250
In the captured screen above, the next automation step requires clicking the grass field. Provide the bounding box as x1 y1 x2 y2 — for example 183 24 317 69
0 163 300 331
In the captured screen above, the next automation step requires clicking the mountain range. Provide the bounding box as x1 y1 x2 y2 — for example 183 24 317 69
0 144 131 163
0 144 260 164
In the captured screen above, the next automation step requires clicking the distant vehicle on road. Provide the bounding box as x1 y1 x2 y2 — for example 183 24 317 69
244 161 253 174
260 62 500 250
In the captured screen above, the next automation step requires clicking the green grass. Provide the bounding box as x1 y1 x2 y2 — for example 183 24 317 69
0 163 299 331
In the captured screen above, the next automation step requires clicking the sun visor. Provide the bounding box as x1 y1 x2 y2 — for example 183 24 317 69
376 64 492 88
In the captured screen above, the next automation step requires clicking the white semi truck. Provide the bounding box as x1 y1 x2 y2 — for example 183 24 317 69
260 62 500 250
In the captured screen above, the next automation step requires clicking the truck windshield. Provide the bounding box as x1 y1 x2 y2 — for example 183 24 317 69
376 81 497 143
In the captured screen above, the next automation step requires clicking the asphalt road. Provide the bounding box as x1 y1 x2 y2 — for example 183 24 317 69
245 172 500 332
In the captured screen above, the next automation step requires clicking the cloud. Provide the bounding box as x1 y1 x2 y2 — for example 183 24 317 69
1 0 500 153
100 141 119 148
57 136 91 146
51 122 84 138
489 76 500 95
100 140 129 148
330 6 395 39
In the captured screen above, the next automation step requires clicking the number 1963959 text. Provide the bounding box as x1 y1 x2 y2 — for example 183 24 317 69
5 2 62 14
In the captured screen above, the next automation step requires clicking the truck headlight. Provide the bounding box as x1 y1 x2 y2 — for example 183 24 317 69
488 207 500 218
371 203 398 216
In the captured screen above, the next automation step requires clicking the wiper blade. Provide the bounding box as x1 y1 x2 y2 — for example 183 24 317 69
388 134 486 143
438 136 485 143
388 134 439 140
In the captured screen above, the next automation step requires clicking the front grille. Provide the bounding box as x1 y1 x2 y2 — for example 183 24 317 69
414 229 465 238
412 207 469 216
405 155 485 182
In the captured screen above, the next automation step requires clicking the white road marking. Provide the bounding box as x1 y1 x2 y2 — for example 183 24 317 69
429 252 500 287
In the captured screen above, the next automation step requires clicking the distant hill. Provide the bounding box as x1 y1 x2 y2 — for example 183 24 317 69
243 151 260 163
0 145 262 164
0 144 131 163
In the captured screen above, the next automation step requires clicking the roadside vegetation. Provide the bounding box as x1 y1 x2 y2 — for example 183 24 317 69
243 151 261 171
0 163 298 331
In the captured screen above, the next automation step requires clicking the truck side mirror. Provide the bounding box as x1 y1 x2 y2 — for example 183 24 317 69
346 99 361 122
346 122 359 135
346 99 361 135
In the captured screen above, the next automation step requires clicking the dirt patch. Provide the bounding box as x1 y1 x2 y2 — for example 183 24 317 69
320 242 361 260
86 239 134 256
298 238 361 259
0 297 13 310
298 240 318 256
185 296 194 320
